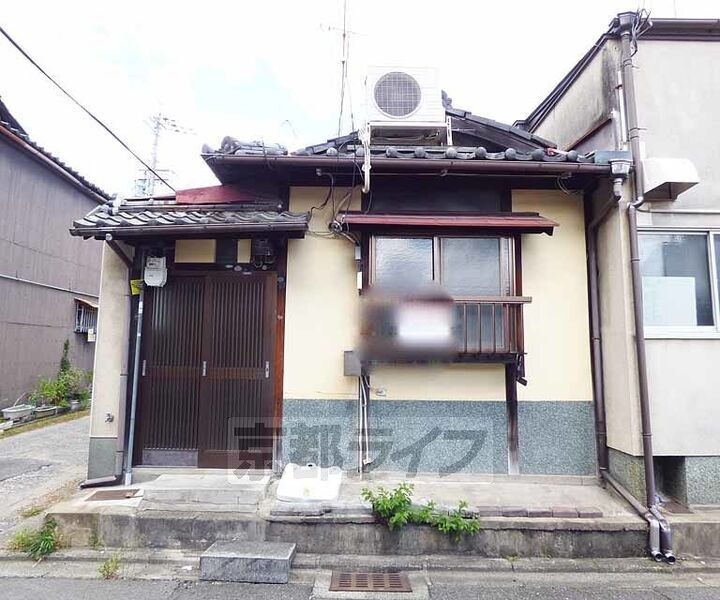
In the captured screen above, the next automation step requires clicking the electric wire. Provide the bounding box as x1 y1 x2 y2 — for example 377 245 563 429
0 24 176 192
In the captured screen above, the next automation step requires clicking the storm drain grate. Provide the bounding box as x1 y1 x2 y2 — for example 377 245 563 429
86 489 139 501
329 571 412 592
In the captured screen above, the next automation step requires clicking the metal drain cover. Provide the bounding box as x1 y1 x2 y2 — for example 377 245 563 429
329 571 412 593
86 488 139 501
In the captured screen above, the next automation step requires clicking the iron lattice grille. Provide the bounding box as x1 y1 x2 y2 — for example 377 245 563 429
74 302 98 333
329 571 412 592
374 72 421 117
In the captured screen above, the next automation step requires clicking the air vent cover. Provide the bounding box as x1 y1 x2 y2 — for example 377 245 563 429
374 71 422 117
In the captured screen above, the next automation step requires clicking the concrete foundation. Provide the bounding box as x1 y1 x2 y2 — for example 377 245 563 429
282 399 597 476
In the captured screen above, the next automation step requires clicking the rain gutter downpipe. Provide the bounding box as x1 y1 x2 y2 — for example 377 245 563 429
123 249 146 486
615 11 675 563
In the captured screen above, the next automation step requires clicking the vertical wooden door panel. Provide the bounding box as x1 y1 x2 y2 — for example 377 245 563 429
198 273 276 468
138 276 204 458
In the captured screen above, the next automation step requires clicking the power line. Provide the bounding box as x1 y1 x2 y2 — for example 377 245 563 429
0 24 176 192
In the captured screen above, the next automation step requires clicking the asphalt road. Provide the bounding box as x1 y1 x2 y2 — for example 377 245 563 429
2 578 720 600
0 416 89 541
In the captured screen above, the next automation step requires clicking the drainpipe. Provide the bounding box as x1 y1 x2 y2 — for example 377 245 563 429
615 11 675 563
586 174 627 473
123 250 146 486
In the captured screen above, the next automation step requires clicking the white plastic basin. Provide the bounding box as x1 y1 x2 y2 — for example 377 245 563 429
276 463 343 503
2 404 34 420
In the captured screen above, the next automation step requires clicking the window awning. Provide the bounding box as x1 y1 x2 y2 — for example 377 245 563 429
342 212 558 235
74 297 99 309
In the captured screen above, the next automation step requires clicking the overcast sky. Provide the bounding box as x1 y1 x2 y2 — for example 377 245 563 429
2 0 718 197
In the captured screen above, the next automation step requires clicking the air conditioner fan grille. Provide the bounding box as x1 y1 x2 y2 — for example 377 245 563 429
373 71 421 117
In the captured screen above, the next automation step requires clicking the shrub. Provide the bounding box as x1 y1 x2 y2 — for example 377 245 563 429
31 366 91 408
362 483 481 542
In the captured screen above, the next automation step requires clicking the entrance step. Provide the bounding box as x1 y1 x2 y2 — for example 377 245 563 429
140 474 271 511
200 540 296 583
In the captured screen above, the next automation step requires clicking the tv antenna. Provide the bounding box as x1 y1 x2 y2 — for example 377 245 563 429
134 112 195 197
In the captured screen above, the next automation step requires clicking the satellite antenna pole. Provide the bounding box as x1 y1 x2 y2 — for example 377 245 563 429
337 0 349 136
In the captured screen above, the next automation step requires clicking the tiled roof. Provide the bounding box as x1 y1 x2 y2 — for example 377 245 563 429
0 97 110 200
70 200 309 239
292 143 594 163
203 105 596 164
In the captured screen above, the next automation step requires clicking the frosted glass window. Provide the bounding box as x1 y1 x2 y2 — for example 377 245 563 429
374 237 433 286
441 238 507 296
640 234 713 326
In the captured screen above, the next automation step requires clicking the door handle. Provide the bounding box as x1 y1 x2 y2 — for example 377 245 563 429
265 361 270 379
141 360 146 377
202 361 207 377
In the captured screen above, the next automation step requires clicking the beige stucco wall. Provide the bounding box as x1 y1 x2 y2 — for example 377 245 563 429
284 187 362 400
647 339 720 456
284 186 593 404
595 190 643 456
532 40 621 151
634 40 720 213
89 243 132 439
513 190 593 402
625 40 720 456
174 239 251 263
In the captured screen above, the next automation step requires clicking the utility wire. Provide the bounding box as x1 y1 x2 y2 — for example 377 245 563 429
0 25 176 192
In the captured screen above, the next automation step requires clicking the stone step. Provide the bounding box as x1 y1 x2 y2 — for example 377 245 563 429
141 473 270 506
200 540 296 583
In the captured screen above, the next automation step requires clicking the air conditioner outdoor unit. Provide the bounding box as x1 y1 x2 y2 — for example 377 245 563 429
364 66 448 139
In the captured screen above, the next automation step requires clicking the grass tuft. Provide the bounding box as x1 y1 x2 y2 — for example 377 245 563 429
98 554 122 579
6 518 62 560
20 506 45 519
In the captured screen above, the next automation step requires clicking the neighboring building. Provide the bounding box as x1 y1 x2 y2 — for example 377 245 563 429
517 15 720 507
0 97 107 409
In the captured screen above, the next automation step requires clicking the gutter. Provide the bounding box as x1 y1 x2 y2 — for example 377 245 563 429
205 153 611 176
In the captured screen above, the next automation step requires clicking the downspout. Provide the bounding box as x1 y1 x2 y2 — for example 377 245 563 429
123 249 146 486
615 11 675 563
586 172 668 561
586 178 625 473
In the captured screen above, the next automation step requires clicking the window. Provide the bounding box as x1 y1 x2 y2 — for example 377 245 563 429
75 299 98 337
639 232 719 332
370 235 519 355
372 235 512 297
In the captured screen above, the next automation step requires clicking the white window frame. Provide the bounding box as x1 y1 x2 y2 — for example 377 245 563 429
640 228 720 339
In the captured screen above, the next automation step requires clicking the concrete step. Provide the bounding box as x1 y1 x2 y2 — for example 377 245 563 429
200 540 296 583
141 473 270 507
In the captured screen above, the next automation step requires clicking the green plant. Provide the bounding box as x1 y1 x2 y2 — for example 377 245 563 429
98 554 121 579
7 518 61 560
361 483 414 530
429 500 482 542
7 529 35 552
30 365 91 408
362 483 481 541
59 339 71 375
